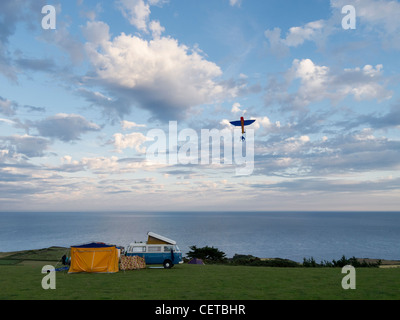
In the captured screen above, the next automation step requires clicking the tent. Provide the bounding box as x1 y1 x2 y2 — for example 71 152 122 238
68 242 119 274
188 258 204 265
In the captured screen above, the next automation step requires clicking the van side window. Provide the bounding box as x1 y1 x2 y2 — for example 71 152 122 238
164 246 173 252
130 246 146 253
148 246 162 252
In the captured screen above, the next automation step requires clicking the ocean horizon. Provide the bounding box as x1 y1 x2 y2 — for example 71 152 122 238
1 211 399 263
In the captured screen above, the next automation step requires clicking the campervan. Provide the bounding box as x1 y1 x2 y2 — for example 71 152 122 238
126 232 183 269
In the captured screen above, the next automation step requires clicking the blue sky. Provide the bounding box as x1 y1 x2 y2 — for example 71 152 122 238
1 0 400 212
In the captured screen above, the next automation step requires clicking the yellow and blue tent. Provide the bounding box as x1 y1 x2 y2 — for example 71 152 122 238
68 242 119 274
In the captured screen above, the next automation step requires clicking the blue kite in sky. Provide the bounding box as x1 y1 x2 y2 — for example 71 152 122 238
230 117 256 141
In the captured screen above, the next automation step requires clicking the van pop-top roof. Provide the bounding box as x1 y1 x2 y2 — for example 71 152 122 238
147 232 176 245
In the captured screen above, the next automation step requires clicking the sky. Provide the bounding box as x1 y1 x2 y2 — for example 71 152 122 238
0 0 399 212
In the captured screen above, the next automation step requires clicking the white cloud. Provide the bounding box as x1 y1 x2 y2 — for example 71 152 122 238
353 128 376 141
1 134 50 158
231 102 245 114
82 20 110 45
118 0 151 32
0 118 15 125
220 119 233 129
266 59 392 109
61 155 78 165
331 0 400 34
229 0 242 7
0 149 9 159
331 64 392 102
264 28 290 56
34 113 101 142
121 120 146 130
277 136 310 154
56 154 166 176
288 59 330 106
283 20 326 47
117 0 168 35
113 132 150 154
253 117 272 130
0 96 16 116
83 156 120 173
83 21 233 121
265 20 328 56
266 0 400 54
149 20 165 39
148 0 168 5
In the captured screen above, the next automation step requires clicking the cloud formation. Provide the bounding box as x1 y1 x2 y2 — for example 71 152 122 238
112 132 150 154
0 0 45 81
0 1 399 211
229 0 242 7
331 0 400 45
0 96 17 116
34 114 101 142
254 128 400 179
265 59 392 110
1 134 50 158
265 20 327 55
82 21 234 121
117 0 168 34
265 0 400 55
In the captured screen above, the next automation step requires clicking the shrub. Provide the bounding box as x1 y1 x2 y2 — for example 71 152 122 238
303 255 381 268
231 254 300 267
303 257 320 268
187 245 227 263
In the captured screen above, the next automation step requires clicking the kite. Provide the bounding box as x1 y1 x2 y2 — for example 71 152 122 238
230 117 256 141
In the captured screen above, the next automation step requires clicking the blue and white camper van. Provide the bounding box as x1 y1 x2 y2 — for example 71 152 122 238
126 232 183 269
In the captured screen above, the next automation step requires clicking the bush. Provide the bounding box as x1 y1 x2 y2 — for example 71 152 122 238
303 257 320 268
187 245 227 263
231 254 300 267
303 255 381 268
186 246 382 268
231 254 260 266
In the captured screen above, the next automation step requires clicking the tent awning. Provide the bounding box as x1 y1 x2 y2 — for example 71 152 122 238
71 242 116 248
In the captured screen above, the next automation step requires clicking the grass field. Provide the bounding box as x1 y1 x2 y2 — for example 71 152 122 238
0 247 399 300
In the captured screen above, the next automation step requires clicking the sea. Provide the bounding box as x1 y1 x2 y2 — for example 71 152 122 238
0 211 399 263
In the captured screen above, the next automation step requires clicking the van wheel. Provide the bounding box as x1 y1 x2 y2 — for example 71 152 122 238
163 260 173 269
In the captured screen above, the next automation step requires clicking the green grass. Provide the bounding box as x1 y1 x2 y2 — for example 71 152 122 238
2 246 69 261
0 259 21 266
1 261 400 300
1 247 399 300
